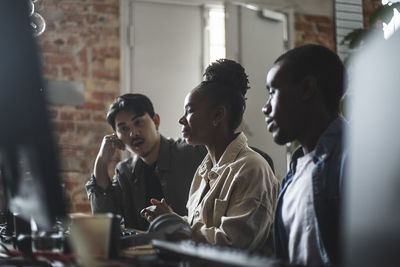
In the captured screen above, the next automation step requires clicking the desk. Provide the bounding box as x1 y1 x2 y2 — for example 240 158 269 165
0 239 177 267
1 230 286 267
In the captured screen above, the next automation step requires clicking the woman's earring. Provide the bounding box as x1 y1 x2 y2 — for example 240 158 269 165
213 121 218 127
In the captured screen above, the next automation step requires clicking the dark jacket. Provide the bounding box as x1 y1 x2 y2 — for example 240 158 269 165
274 117 347 265
86 135 207 230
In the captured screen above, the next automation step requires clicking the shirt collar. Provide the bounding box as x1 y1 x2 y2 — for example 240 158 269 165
289 117 346 171
129 134 170 174
198 132 248 178
313 116 346 161
156 135 171 171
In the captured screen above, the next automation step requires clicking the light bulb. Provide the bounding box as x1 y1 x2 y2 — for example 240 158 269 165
28 0 35 17
30 12 46 37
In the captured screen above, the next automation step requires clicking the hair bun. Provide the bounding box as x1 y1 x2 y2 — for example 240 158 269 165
203 59 249 96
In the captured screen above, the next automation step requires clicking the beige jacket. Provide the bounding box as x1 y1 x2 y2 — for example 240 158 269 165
184 133 279 252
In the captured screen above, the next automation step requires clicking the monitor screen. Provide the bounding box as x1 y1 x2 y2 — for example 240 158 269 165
0 0 66 229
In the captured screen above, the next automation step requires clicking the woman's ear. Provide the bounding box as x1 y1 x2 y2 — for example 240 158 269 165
212 105 227 127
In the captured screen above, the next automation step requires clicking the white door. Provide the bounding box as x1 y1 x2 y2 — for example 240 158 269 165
129 1 203 138
226 4 290 179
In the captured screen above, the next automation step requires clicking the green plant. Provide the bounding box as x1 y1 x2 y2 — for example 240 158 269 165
341 2 400 50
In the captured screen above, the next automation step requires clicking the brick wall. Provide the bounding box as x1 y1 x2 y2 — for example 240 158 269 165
363 0 383 27
294 13 336 51
37 0 121 212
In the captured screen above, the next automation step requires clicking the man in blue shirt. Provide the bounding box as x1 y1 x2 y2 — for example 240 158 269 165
262 44 347 266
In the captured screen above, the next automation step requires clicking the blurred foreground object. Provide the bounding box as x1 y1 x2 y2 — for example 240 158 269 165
0 0 65 230
343 31 400 267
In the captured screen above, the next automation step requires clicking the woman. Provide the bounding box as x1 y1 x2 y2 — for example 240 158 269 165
141 59 278 252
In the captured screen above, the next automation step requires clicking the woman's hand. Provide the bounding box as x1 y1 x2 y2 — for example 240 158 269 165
140 198 174 222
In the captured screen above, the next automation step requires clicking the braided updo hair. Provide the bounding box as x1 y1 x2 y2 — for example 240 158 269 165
199 59 249 132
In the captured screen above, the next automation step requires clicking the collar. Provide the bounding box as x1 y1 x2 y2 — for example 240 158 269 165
288 117 346 172
312 116 346 162
198 132 247 179
129 134 171 175
156 135 172 171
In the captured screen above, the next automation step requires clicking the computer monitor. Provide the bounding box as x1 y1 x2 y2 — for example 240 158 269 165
343 32 400 267
0 0 66 230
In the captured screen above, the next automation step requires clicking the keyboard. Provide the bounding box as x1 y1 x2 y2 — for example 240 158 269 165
152 239 284 267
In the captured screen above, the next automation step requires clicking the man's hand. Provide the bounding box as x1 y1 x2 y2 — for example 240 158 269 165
94 133 125 189
97 134 125 162
140 198 174 222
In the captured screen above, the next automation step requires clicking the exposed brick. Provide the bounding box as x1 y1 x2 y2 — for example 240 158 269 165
93 47 120 58
76 122 108 133
54 39 65 46
84 147 102 157
80 101 106 111
80 159 88 171
45 55 74 65
42 65 58 79
93 4 119 15
58 2 88 12
88 27 119 37
44 22 56 32
52 121 75 132
61 67 72 76
40 43 60 53
92 91 118 102
58 145 82 157
48 108 59 119
91 58 105 69
303 15 332 24
105 58 120 69
92 69 119 80
86 38 100 46
61 171 80 181
58 133 93 146
104 80 120 91
72 190 89 202
294 13 335 51
92 113 106 122
316 24 334 35
67 36 79 46
295 22 315 32
60 110 91 121
64 181 79 191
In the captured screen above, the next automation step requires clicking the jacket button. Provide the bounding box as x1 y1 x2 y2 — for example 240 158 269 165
194 211 200 217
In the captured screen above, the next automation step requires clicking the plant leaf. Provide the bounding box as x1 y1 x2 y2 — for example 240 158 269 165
369 4 396 25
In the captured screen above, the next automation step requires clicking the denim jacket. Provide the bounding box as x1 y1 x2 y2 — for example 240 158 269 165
274 117 347 266
86 135 206 230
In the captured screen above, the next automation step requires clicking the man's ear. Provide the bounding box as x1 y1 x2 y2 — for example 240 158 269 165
212 105 227 127
153 113 161 130
300 75 317 101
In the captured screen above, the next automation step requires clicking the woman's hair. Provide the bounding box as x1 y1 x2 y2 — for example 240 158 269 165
200 59 249 131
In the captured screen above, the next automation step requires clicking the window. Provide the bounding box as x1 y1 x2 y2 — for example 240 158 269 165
205 5 226 65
